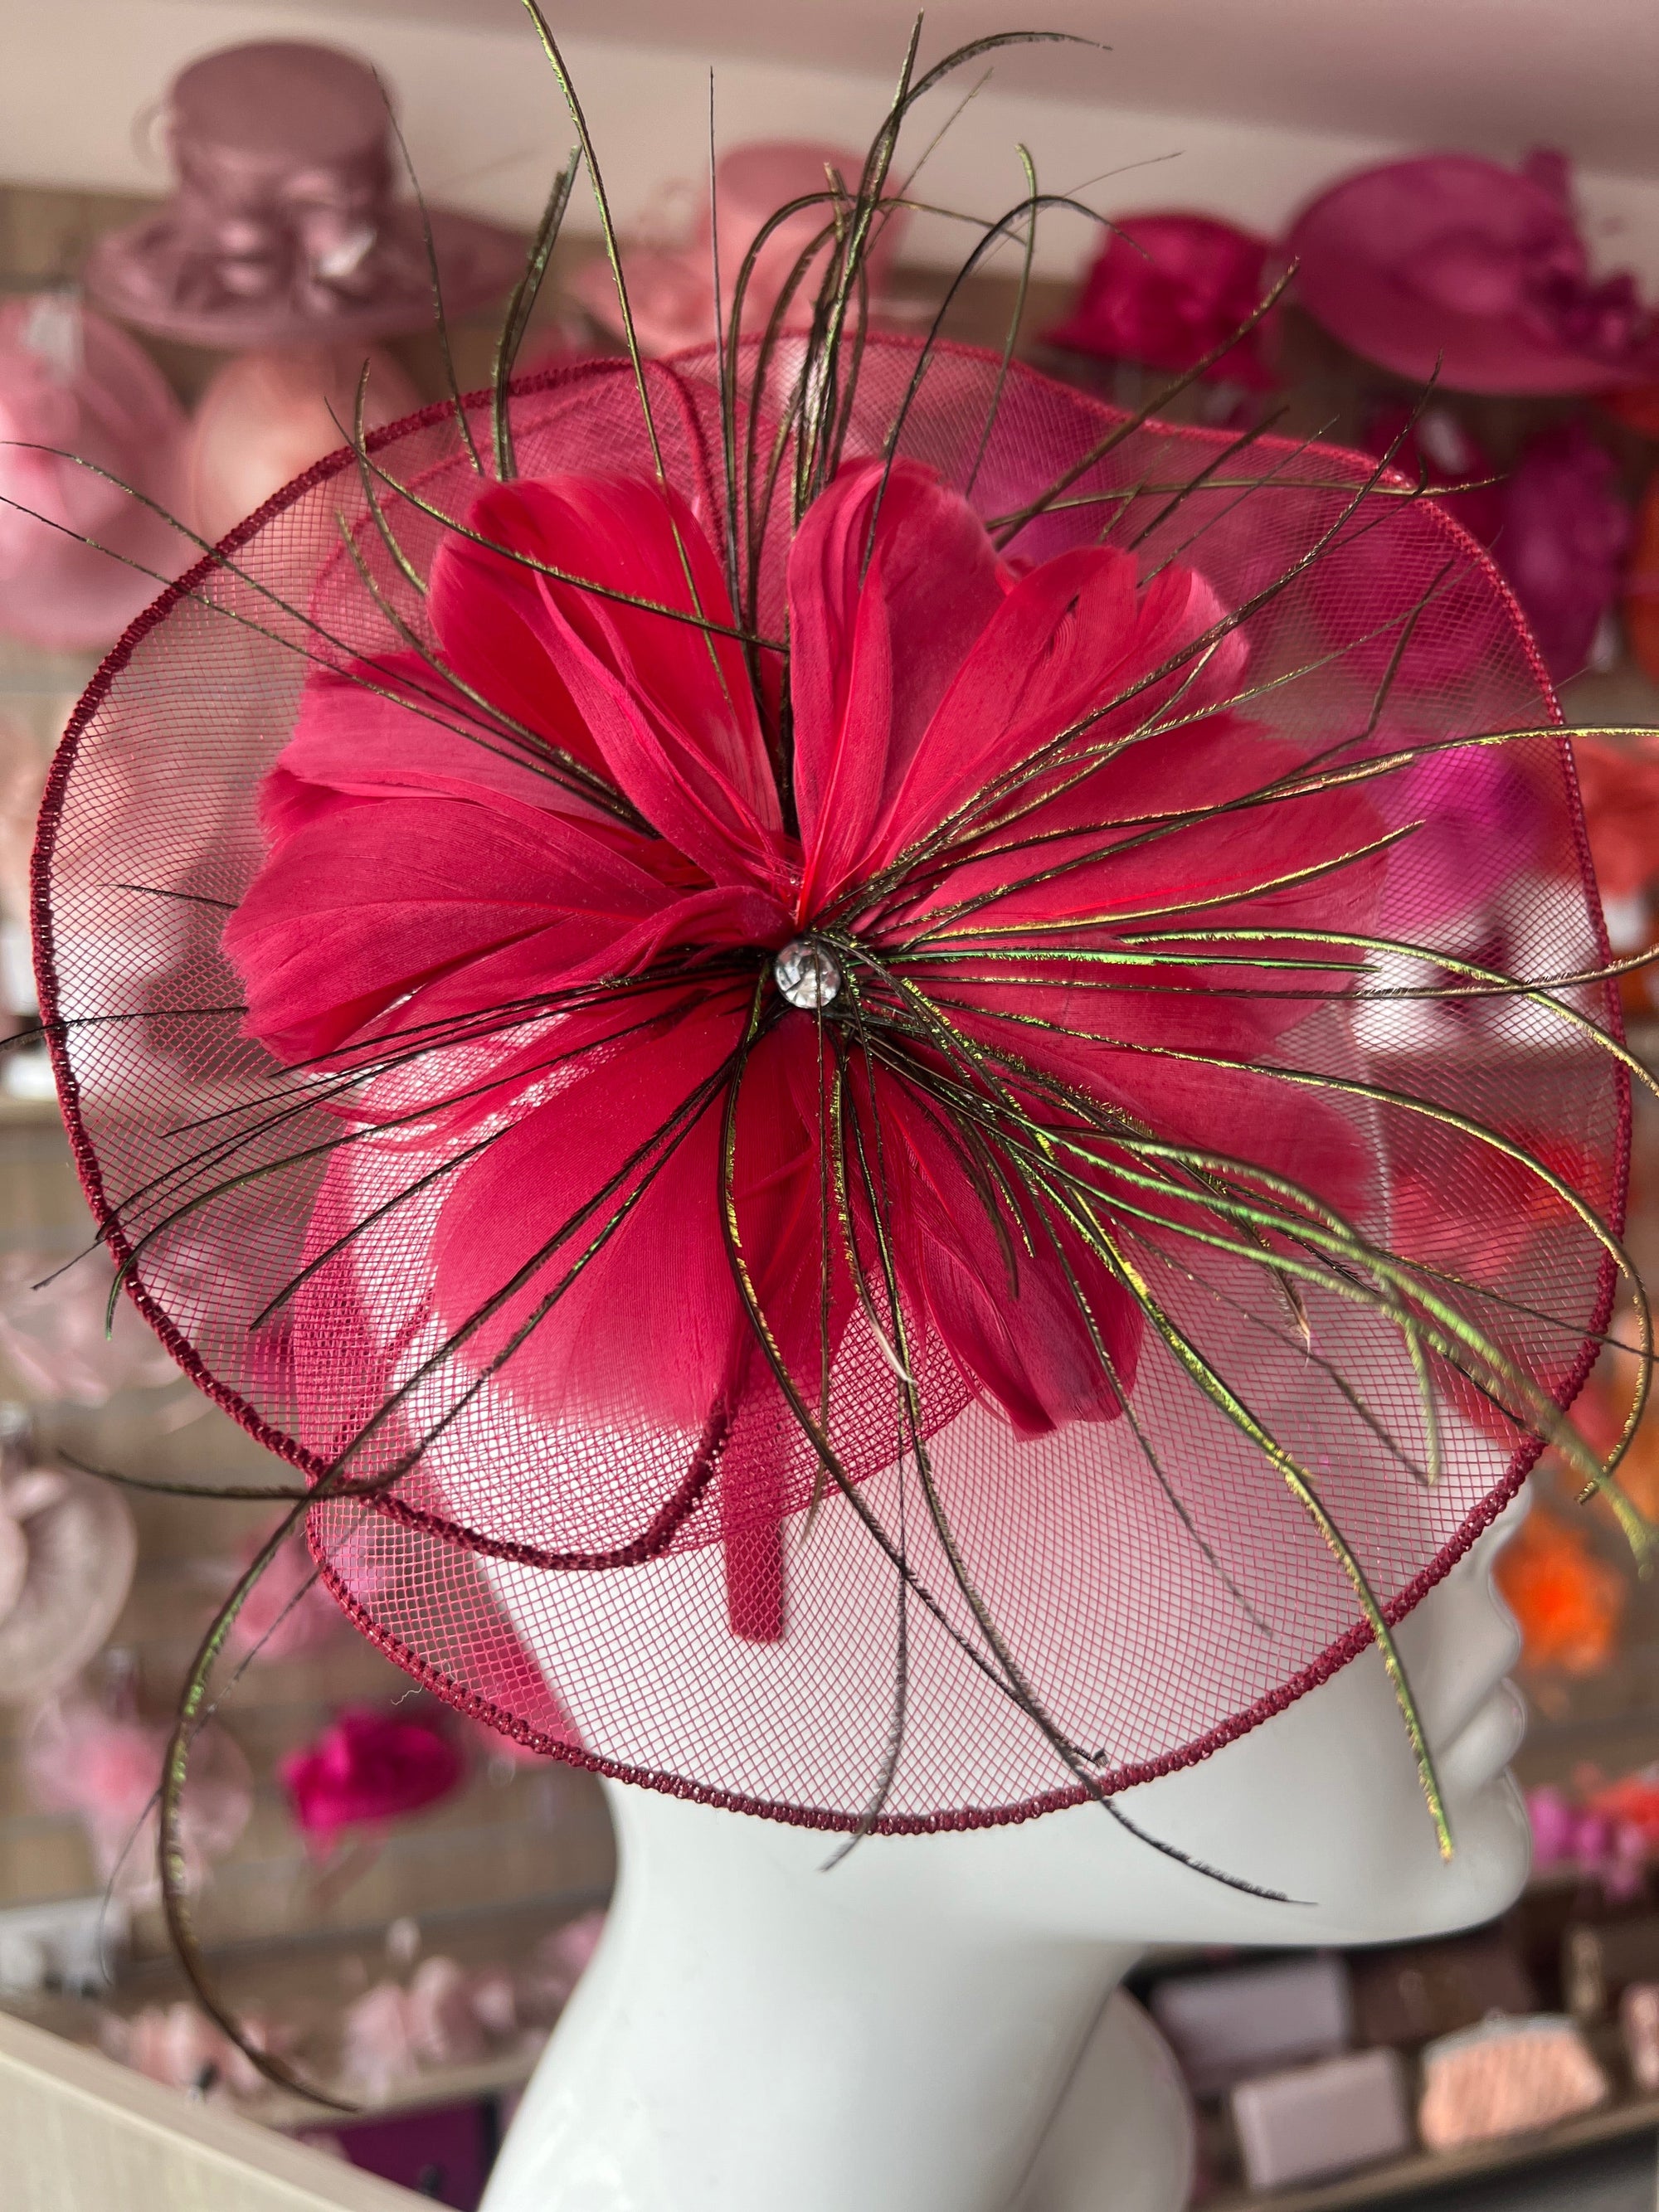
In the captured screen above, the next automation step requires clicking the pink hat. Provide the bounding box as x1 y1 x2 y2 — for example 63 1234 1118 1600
1287 149 1659 395
1044 213 1278 388
0 294 191 651
575 140 907 358
85 41 524 351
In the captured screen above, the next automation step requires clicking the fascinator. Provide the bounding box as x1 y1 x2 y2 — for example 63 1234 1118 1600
1287 150 1659 395
27 1697 251 1897
281 1706 464 1849
85 41 523 352
0 1250 182 1403
1044 213 1277 388
0 295 190 651
572 140 907 358
27 39 1653 2079
1360 406 1627 685
1359 403 1501 550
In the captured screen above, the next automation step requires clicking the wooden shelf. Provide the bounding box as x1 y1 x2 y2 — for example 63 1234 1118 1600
1204 2088 1659 2210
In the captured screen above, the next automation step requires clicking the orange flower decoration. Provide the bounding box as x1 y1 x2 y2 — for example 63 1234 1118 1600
1496 1504 1627 1676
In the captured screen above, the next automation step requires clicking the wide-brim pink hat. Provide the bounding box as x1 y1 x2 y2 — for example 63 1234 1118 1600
0 295 192 653
85 41 524 352
1287 150 1659 396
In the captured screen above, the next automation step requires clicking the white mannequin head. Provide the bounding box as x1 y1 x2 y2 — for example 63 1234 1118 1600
479 1494 1527 2212
505 1490 1528 1944
487 1446 1528 1952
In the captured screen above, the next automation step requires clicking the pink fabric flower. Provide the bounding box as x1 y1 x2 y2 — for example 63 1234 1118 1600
225 455 1385 1636
280 1707 464 1846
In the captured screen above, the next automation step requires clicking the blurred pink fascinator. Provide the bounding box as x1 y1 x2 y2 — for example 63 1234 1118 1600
1288 150 1659 395
183 344 420 548
1362 405 1627 684
574 140 907 358
102 2001 280 2100
1360 402 1503 549
281 1707 464 1850
0 294 190 651
27 1697 250 1898
86 42 523 351
340 1912 606 2098
1044 213 1278 388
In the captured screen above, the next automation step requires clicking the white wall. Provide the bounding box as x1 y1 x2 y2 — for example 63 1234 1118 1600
7 0 1659 286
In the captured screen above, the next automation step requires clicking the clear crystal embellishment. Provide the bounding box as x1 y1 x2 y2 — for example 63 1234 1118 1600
774 936 842 1011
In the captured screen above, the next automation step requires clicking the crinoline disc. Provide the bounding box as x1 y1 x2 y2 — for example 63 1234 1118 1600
36 338 1623 1830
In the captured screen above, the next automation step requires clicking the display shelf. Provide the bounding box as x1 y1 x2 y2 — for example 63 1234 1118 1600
1204 2089 1659 2210
251 2044 542 2136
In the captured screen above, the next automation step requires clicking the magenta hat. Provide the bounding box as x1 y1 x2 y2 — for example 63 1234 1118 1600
85 41 524 351
1287 149 1659 396
575 140 907 359
0 294 192 652
1044 212 1278 388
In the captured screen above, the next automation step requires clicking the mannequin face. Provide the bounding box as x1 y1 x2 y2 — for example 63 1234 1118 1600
823 1498 1529 1951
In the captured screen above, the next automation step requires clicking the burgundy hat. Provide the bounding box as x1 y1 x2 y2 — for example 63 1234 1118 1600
0 294 191 652
85 41 524 351
1287 149 1659 396
1044 212 1278 389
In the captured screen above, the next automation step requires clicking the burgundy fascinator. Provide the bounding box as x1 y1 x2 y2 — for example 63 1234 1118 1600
27 22 1657 2087
85 41 524 351
0 295 190 651
1044 213 1278 389
281 1706 464 1850
1287 150 1659 396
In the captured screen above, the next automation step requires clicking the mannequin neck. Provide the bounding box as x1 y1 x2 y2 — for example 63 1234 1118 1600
484 1785 1160 2212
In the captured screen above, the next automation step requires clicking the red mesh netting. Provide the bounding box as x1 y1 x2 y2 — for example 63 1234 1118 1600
34 339 1624 1830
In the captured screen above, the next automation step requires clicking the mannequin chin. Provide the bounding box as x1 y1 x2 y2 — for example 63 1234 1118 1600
480 1485 1528 2212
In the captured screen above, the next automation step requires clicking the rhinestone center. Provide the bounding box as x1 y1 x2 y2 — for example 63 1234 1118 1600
774 936 843 1011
